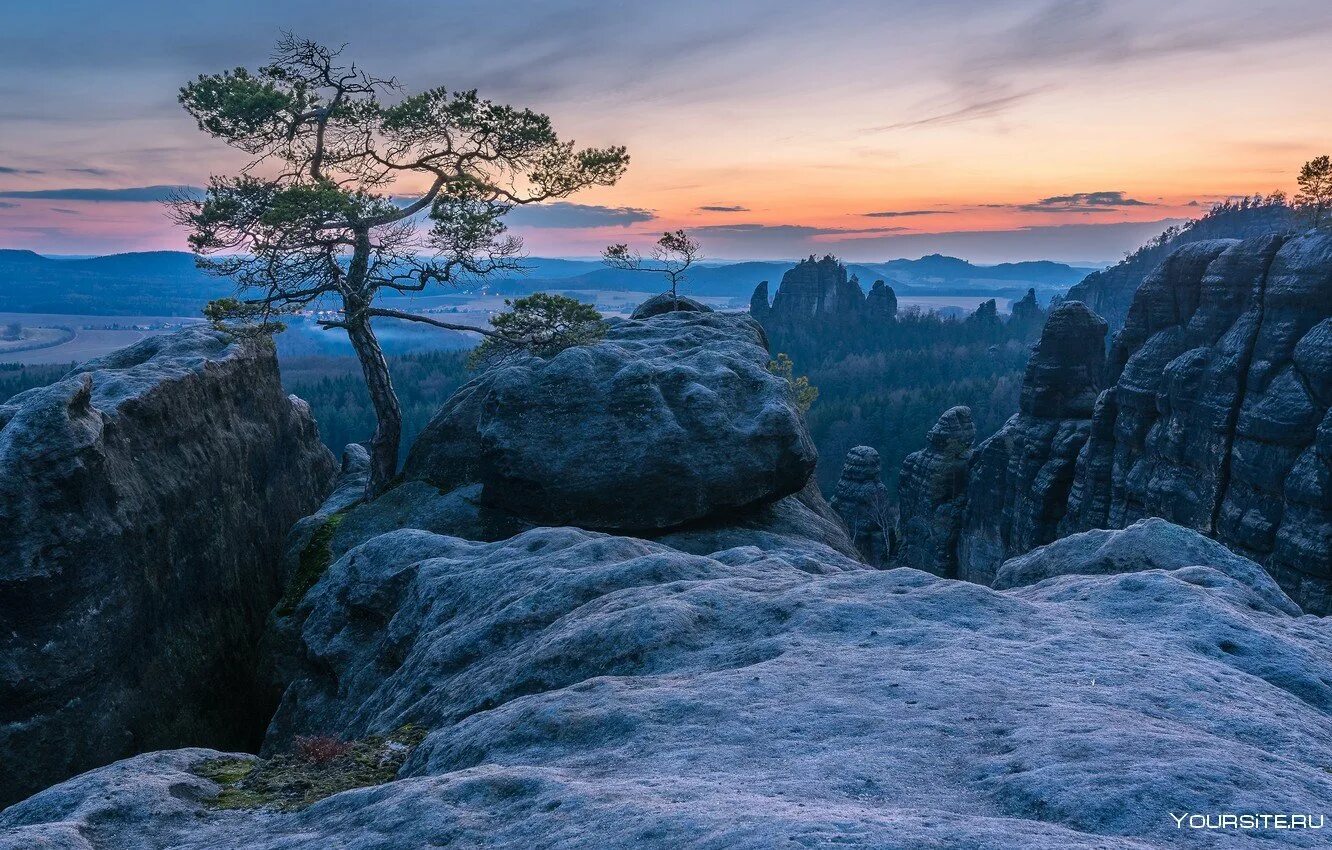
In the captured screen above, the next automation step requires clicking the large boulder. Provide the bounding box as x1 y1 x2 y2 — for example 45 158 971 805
403 311 816 532
630 292 713 319
0 327 335 806
6 520 1331 848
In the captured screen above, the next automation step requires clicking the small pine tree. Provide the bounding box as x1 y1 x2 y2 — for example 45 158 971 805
468 293 607 370
768 352 819 413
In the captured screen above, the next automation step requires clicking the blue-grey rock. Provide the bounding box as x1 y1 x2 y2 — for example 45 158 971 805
5 520 1330 848
403 311 817 532
0 327 335 806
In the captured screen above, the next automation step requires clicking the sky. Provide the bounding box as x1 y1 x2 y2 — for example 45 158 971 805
1 0 1330 264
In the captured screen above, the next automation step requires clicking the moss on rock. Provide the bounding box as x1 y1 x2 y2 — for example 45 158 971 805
277 512 345 616
195 725 427 812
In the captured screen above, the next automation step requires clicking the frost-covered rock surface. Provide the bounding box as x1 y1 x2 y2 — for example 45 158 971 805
6 520 1331 849
0 327 335 807
402 311 816 532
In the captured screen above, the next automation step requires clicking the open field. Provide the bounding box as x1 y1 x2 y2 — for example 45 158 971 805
0 312 203 365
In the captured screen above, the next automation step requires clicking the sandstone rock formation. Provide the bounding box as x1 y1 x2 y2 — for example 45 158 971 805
403 311 817 533
828 445 895 565
1061 232 1332 612
865 279 898 320
748 279 769 321
955 301 1107 584
6 520 1330 849
905 233 1331 611
1065 201 1295 330
630 292 713 319
895 405 975 576
749 256 896 334
0 327 335 806
1008 287 1044 326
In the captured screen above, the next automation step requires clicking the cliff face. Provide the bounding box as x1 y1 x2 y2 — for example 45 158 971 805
955 302 1107 584
909 234 1331 612
1062 232 1332 612
0 328 335 806
750 256 895 333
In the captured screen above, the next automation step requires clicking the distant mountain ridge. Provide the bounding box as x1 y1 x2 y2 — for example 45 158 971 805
0 249 1096 316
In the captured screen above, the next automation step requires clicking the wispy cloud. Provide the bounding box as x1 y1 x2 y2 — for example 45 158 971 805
863 209 955 218
870 87 1048 132
0 166 43 175
697 204 749 212
0 185 201 202
505 202 655 229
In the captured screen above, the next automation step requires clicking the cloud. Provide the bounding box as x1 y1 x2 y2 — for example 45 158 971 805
505 202 656 229
1016 191 1154 213
863 209 954 218
0 166 42 175
0 201 16 209
67 167 114 176
687 222 911 253
697 204 749 212
871 87 1048 131
0 185 202 202
49 207 81 215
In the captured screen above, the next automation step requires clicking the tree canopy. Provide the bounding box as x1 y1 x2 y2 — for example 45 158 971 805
171 34 629 494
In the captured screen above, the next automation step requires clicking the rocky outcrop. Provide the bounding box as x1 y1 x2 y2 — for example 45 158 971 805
865 279 898 320
0 327 335 806
895 406 975 576
910 233 1331 611
748 280 769 321
402 311 816 533
750 256 896 335
1009 287 1044 326
1065 200 1295 329
7 519 1331 849
630 292 713 319
955 301 1107 584
1061 232 1332 612
828 446 895 565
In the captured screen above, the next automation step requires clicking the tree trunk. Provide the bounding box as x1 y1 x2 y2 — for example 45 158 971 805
345 314 401 498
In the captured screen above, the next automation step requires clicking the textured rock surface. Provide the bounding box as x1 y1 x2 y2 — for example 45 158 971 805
895 406 975 576
630 292 714 320
917 234 1332 611
403 311 816 532
1009 287 1045 326
0 327 335 807
828 446 894 565
7 521 1331 848
955 302 1107 584
1062 233 1332 612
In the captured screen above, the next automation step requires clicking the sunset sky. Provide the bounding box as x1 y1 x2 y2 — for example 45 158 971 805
2 0 1330 263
